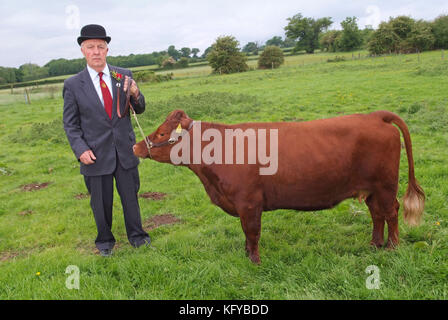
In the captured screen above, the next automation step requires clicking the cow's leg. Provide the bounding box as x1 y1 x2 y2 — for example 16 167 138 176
238 206 262 264
366 195 385 248
366 189 399 249
385 199 400 249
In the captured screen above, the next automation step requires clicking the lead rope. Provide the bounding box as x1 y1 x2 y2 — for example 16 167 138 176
123 78 152 157
129 104 151 157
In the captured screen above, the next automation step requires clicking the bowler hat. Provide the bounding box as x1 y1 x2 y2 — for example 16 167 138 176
77 24 111 45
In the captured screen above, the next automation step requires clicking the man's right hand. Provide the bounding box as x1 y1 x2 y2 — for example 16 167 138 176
79 150 97 165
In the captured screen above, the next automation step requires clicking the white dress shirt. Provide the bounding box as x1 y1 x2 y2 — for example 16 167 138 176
87 64 114 107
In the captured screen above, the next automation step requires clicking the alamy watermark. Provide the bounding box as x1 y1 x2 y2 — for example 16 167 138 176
65 5 80 30
169 121 279 175
65 265 80 290
365 265 381 290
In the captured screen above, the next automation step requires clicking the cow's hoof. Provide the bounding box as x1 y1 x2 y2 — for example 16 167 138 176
386 242 398 250
249 255 261 265
370 240 384 249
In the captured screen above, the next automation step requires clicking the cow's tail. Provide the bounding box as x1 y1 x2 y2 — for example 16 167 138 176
375 110 425 226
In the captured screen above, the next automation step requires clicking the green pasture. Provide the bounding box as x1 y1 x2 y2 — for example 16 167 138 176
0 50 447 299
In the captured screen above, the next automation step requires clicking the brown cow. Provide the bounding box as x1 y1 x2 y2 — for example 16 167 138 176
133 110 425 264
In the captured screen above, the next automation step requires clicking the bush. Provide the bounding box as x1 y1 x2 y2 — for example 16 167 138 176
368 16 435 54
432 15 448 49
161 57 176 69
176 57 189 68
207 36 249 74
257 46 285 69
368 21 401 55
406 20 435 52
320 30 342 52
133 70 173 83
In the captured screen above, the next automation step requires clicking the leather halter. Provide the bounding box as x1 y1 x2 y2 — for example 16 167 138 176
145 120 195 159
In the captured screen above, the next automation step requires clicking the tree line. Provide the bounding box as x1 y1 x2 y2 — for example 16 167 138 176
1 13 447 85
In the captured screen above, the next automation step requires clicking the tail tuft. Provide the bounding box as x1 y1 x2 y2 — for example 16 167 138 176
403 181 425 226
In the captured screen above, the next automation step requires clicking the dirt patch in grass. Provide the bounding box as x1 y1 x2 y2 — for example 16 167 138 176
0 251 20 262
139 192 167 200
75 193 90 200
144 214 180 231
21 182 51 192
17 210 33 216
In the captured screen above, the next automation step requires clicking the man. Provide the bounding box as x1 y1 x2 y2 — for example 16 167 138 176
63 24 151 256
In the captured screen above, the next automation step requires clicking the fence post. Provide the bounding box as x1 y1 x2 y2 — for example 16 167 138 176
24 88 31 104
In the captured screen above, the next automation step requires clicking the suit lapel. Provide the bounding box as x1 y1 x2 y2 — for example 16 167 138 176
80 68 110 119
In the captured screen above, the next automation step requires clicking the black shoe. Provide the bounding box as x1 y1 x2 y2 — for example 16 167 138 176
99 249 113 257
133 236 151 248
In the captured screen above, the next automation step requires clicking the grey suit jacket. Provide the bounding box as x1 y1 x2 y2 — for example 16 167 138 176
63 64 145 176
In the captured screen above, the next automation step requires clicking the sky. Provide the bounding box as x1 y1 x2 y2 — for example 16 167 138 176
1 0 447 68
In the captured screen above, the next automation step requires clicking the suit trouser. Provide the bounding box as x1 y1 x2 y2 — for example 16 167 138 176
83 156 149 250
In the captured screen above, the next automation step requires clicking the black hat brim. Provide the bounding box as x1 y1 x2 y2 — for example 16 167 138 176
78 36 111 46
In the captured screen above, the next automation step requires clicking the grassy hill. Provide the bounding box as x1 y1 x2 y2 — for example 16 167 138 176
0 50 447 299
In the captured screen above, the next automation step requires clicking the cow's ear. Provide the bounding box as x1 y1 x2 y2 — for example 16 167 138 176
167 109 189 121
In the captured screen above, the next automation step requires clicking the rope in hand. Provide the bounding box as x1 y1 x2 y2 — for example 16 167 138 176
117 77 152 155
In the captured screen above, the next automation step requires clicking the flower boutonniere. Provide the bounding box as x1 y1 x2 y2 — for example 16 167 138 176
111 70 123 85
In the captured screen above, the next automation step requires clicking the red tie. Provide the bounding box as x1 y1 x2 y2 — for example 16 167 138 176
98 72 113 119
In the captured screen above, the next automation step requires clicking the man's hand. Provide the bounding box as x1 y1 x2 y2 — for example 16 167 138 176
79 150 96 165
123 76 139 100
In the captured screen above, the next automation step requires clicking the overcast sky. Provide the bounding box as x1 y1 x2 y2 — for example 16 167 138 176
1 0 447 68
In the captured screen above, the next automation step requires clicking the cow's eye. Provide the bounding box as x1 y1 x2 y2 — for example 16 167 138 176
160 133 165 137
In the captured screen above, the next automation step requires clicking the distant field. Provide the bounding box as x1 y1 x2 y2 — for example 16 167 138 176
0 50 447 299
0 50 369 104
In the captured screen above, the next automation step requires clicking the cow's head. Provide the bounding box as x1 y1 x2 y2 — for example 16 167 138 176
133 109 193 163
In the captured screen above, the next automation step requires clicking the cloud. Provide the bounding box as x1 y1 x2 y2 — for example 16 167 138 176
1 0 447 67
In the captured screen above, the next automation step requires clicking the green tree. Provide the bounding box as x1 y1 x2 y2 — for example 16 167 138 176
406 20 435 52
361 26 374 48
0 67 17 84
265 36 284 47
368 16 434 54
284 13 333 53
191 48 200 58
176 57 189 68
242 42 260 55
19 63 49 81
167 45 181 60
368 21 401 54
207 36 249 74
201 46 213 59
258 46 284 69
180 47 191 58
339 17 363 51
320 30 342 52
390 16 414 40
432 15 448 49
282 37 296 48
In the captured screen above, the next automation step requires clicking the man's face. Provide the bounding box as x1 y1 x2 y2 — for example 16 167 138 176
81 39 108 70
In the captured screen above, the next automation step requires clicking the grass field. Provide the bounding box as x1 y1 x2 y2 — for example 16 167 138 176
0 50 447 299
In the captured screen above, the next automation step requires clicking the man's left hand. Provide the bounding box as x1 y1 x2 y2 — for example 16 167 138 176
123 76 139 99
